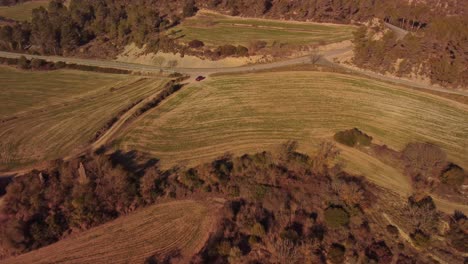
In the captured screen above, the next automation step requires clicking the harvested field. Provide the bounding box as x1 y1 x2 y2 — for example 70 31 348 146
0 66 127 118
119 71 468 191
172 10 355 48
3 200 218 264
0 68 170 169
0 0 49 21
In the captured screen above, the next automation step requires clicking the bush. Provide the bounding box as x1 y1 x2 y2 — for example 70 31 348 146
386 225 399 236
180 168 204 190
17 55 29 69
410 229 430 247
324 206 350 228
31 58 46 69
188 39 204 48
440 163 465 187
328 243 346 264
251 222 266 237
236 45 249 56
334 128 372 147
217 44 237 56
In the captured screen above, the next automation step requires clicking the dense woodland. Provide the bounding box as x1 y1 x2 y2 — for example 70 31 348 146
353 16 468 87
0 139 466 263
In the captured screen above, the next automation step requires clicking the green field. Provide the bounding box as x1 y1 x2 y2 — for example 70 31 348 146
0 67 170 169
119 72 468 182
0 0 49 21
172 11 355 48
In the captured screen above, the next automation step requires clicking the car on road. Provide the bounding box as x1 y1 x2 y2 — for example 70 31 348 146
195 76 206 82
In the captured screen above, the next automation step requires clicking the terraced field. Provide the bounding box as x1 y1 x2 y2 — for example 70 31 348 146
0 0 49 21
3 200 217 264
119 72 468 189
0 68 170 169
172 10 355 48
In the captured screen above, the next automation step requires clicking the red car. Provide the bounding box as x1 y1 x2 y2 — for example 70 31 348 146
195 76 206 82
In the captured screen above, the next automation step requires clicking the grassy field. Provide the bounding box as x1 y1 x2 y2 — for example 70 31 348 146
172 10 355 48
0 0 49 21
0 66 128 118
0 67 170 169
118 71 468 190
3 200 217 264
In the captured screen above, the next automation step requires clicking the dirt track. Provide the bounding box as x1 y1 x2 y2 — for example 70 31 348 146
0 48 466 96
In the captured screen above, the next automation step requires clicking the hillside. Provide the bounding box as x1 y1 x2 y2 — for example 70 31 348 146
2 200 219 264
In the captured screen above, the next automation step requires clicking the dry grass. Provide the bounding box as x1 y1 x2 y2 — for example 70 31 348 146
0 0 49 21
171 10 355 48
118 71 468 195
3 200 217 264
0 66 127 118
0 67 170 169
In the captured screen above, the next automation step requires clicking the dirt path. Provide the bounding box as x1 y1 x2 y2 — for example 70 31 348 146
1 48 466 96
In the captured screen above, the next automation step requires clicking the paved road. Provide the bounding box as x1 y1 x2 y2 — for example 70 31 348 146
1 49 466 96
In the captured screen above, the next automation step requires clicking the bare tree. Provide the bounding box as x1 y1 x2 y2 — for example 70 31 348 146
166 60 178 69
153 56 166 69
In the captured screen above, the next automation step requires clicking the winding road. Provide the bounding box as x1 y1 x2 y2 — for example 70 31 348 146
0 47 466 96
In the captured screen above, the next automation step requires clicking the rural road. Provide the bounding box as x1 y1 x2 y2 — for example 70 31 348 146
0 48 467 97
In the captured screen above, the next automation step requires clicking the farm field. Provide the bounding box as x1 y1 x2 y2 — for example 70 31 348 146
0 66 128 118
0 68 170 169
172 10 355 48
3 200 217 264
0 0 49 21
118 71 468 187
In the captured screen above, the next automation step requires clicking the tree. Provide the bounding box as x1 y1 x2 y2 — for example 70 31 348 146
166 60 178 69
153 56 166 68
183 0 197 18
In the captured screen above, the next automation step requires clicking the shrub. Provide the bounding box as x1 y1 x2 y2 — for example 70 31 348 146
324 206 350 228
334 128 372 147
180 168 204 190
217 240 231 256
328 243 346 264
410 229 430 247
17 55 29 69
251 222 266 237
440 163 465 187
217 44 237 56
386 225 399 236
236 45 249 56
30 58 46 69
365 241 393 263
188 39 204 48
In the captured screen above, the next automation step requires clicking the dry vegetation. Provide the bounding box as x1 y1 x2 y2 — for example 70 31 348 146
2 200 216 264
119 71 468 172
0 67 171 169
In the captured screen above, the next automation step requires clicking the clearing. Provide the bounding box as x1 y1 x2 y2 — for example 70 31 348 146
172 10 355 49
0 0 49 21
3 200 219 264
0 67 171 169
118 71 468 198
